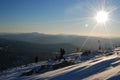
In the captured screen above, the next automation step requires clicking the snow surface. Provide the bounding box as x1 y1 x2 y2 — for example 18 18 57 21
1 48 120 80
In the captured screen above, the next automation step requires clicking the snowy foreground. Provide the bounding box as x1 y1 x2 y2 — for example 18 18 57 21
1 49 120 80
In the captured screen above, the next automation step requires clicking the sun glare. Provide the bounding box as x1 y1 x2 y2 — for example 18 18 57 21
95 11 108 23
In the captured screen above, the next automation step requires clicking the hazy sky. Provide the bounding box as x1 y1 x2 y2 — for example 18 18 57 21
1 0 120 37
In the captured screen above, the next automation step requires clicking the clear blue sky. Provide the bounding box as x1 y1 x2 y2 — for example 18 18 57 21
1 0 120 37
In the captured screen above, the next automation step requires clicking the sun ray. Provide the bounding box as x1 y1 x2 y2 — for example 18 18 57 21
103 24 113 48
80 23 98 51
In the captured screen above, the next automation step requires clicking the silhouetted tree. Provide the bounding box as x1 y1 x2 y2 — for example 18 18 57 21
35 56 38 63
59 48 66 61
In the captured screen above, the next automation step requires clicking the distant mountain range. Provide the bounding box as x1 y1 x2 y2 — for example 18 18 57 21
0 32 86 44
0 32 119 49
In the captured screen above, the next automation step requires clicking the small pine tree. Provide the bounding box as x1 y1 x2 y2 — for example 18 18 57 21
35 56 38 63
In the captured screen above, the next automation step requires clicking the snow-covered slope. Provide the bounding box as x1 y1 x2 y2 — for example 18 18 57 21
1 49 120 80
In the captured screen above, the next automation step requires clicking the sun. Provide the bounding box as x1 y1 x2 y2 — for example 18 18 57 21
95 11 108 23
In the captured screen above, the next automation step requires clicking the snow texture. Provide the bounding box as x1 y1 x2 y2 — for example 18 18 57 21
0 47 120 80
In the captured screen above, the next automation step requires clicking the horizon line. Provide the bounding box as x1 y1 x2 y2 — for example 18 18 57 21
0 32 119 38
